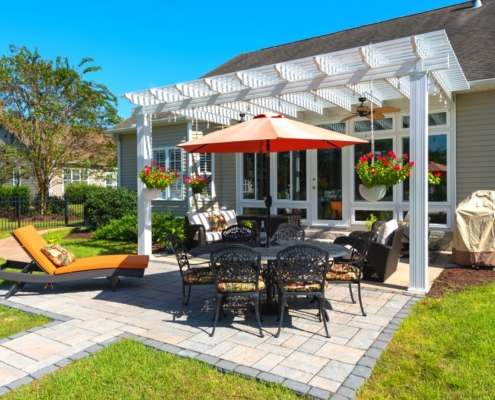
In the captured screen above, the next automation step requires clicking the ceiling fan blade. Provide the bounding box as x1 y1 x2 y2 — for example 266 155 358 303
366 112 385 120
375 107 401 113
356 106 369 113
340 114 358 122
214 125 231 129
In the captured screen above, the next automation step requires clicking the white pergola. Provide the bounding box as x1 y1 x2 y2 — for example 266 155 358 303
123 29 469 293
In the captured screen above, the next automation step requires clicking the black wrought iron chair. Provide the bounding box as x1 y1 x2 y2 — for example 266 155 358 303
166 234 214 318
221 224 257 243
275 244 330 338
209 244 264 337
327 231 377 316
271 223 305 242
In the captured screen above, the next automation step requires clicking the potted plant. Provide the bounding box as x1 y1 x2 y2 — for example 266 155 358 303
139 160 179 200
183 174 209 194
355 151 414 201
428 171 442 194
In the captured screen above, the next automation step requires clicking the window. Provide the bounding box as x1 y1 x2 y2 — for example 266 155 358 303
276 151 307 201
64 169 89 185
153 148 184 200
197 153 213 198
402 112 447 129
12 172 21 186
318 122 346 134
105 170 117 188
354 118 393 132
402 134 448 202
243 154 268 200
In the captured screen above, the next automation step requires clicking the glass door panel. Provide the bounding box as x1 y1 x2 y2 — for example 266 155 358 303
276 151 307 201
317 149 342 220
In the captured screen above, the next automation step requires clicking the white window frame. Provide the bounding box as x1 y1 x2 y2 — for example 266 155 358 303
63 169 89 186
196 153 214 199
12 172 21 186
153 147 184 201
105 169 118 188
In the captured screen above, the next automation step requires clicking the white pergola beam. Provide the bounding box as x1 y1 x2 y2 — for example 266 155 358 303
134 56 450 116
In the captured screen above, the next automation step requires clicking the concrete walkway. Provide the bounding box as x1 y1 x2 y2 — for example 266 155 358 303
0 236 425 399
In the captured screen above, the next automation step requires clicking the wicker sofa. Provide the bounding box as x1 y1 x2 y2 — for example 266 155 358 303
184 210 257 249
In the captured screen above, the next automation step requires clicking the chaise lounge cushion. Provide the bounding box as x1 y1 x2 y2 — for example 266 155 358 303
41 245 77 267
13 225 149 275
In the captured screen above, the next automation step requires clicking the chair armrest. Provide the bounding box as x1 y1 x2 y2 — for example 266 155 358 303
184 224 206 250
333 236 358 247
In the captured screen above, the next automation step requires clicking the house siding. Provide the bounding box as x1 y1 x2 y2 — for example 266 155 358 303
456 90 495 204
120 133 138 190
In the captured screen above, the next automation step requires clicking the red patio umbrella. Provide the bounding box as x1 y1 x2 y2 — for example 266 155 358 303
177 113 369 246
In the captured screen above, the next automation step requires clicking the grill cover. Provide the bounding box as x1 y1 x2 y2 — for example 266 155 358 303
452 190 495 266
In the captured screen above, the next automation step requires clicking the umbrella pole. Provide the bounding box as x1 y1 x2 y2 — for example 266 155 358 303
265 149 272 248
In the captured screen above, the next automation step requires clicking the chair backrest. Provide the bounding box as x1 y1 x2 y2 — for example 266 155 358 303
276 244 329 287
335 231 377 265
272 223 305 242
221 224 257 243
210 244 262 290
11 225 56 274
165 234 190 272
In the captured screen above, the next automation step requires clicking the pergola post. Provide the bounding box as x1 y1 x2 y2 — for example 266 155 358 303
137 109 152 256
409 72 429 292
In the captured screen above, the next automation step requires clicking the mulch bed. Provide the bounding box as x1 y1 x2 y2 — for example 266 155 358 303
427 266 495 298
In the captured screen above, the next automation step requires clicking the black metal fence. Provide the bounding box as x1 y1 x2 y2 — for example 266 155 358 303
0 196 85 231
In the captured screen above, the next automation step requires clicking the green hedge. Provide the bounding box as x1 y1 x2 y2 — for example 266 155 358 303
0 185 30 197
84 187 137 230
64 182 100 204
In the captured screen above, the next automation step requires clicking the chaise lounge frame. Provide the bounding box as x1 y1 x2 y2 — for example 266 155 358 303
0 225 149 299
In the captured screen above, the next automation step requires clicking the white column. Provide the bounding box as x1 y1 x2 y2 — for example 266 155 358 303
409 72 429 293
137 109 152 256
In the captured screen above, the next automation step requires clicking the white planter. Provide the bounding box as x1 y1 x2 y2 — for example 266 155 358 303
142 188 162 200
359 184 386 202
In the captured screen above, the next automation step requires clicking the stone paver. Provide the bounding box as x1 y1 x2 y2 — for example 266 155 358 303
0 251 422 398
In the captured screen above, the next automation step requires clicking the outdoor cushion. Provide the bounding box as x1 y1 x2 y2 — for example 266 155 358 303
208 212 227 232
221 210 238 227
187 211 212 232
282 280 327 292
183 267 214 284
53 255 148 275
326 264 362 282
205 231 223 243
377 219 398 244
41 245 77 267
217 277 265 293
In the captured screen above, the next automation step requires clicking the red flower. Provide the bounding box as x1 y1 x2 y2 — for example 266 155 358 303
409 162 415 167
435 172 441 177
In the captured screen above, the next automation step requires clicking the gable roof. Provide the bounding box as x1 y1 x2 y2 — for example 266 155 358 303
203 1 495 82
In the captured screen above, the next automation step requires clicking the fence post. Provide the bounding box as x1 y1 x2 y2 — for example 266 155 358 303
17 195 21 228
64 194 69 226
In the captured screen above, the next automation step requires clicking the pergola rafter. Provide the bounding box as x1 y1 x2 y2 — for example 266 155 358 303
123 30 467 123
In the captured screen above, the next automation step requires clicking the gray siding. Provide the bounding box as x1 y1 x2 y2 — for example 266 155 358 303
456 90 495 204
216 153 237 209
119 133 138 190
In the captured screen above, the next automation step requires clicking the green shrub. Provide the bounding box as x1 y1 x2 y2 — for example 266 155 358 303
93 214 138 241
93 211 185 244
84 187 137 230
0 184 30 197
153 211 185 244
64 182 100 204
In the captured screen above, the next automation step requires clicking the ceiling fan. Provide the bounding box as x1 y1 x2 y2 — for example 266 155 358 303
340 97 400 122
214 113 246 129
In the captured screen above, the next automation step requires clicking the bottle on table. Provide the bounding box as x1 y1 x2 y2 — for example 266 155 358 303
260 221 267 247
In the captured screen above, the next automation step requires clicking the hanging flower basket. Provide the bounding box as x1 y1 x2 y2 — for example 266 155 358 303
143 188 162 200
355 151 414 201
359 184 387 202
183 174 209 194
139 160 179 191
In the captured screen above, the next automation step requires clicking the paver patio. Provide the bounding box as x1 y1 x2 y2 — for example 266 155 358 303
0 253 422 399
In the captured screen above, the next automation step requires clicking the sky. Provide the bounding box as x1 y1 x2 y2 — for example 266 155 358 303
1 0 462 119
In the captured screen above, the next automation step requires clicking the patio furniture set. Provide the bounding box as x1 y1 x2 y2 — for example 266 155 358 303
167 223 377 339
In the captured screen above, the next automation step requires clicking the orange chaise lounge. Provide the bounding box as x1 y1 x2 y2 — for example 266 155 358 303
0 225 149 299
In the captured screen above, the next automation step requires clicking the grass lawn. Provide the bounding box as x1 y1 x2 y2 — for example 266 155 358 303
0 305 51 339
2 339 300 400
358 283 495 399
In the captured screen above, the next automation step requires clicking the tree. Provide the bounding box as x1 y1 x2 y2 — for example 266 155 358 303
0 45 121 206
0 142 30 185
